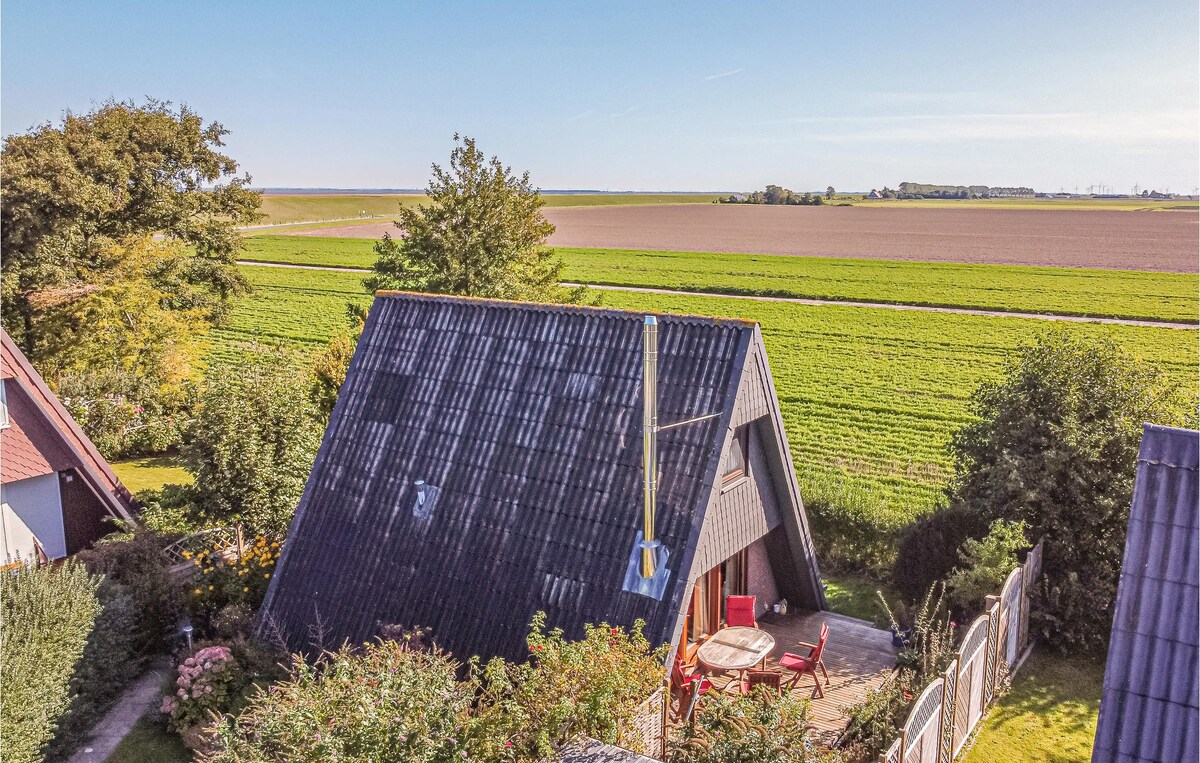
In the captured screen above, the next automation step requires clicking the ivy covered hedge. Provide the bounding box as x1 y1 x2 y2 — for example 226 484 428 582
1 562 102 763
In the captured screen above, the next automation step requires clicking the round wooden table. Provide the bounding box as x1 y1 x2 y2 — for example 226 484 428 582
695 626 777 675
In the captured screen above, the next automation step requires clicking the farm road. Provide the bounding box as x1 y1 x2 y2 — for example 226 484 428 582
238 260 1197 330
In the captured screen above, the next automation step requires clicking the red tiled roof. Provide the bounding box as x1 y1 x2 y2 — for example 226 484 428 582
0 332 136 522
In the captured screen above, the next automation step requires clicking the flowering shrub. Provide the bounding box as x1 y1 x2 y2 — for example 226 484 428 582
473 613 669 759
161 645 241 733
187 534 281 615
668 688 832 763
209 640 472 762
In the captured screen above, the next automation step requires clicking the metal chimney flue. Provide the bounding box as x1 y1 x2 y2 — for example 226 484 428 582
640 316 659 578
623 316 671 600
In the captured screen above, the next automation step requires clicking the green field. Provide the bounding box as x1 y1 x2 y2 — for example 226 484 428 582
963 649 1103 763
112 455 193 494
257 193 723 225
239 237 1200 324
215 264 1197 542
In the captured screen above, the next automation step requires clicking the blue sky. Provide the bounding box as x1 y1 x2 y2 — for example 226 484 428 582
3 1 1197 192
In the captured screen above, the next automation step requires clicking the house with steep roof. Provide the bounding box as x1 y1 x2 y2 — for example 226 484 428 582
1093 424 1199 763
260 292 826 664
1 330 138 562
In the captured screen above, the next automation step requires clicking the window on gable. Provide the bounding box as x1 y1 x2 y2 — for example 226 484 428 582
0 379 8 429
723 426 747 482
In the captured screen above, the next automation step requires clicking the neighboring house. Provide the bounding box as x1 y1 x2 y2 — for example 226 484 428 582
261 292 825 663
867 189 883 199
0 330 137 562
1093 424 1199 763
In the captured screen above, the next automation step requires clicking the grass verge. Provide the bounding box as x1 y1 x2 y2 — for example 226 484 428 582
105 715 191 763
962 648 1103 763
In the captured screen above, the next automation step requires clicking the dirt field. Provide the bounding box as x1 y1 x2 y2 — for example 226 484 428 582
284 205 1199 272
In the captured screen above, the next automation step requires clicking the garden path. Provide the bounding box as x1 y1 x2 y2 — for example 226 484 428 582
67 658 170 763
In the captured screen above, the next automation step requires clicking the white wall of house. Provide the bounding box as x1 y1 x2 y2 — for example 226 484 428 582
1 473 65 560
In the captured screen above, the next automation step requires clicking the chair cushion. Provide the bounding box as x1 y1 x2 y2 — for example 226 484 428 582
779 653 814 671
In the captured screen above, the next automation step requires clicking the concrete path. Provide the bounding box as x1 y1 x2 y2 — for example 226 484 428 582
67 659 170 763
235 259 1198 330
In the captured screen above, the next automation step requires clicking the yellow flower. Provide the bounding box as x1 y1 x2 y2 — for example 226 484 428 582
243 587 249 592
182 551 192 559
263 574 270 579
194 588 201 595
208 585 214 591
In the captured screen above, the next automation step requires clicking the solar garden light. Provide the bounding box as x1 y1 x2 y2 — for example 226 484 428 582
179 618 194 653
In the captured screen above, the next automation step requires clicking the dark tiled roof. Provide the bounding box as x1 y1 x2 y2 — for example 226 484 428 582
1093 424 1199 763
262 293 759 661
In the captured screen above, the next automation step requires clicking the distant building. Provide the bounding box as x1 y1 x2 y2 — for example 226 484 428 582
1 331 137 563
1092 424 1199 762
867 189 883 199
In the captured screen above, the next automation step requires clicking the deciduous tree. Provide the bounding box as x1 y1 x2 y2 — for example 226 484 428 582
366 135 584 304
947 329 1192 650
1 99 261 356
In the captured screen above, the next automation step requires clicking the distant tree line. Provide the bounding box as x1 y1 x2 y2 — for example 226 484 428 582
719 184 830 206
868 182 1035 200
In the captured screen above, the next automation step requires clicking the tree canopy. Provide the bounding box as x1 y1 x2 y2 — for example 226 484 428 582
947 328 1193 650
365 135 584 303
1 99 261 356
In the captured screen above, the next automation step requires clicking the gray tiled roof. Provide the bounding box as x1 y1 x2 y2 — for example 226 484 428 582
260 292 764 662
1093 424 1199 763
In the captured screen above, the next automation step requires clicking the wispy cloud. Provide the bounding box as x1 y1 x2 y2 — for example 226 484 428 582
607 106 637 119
704 67 744 81
748 111 1197 144
568 109 595 122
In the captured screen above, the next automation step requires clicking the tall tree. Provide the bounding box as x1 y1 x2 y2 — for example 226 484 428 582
365 135 584 303
1 99 261 356
947 329 1192 650
184 347 322 535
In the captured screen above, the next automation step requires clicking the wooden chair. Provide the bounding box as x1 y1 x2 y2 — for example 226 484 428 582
725 595 758 628
779 622 830 698
729 669 784 697
671 655 714 720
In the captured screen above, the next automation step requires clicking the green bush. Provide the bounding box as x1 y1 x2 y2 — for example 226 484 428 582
476 613 669 759
946 519 1027 614
47 581 140 759
668 689 830 763
78 530 185 655
210 640 471 762
948 329 1192 651
840 683 910 762
891 504 989 602
0 562 102 763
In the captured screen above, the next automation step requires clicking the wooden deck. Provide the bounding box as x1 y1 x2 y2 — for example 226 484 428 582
706 610 898 746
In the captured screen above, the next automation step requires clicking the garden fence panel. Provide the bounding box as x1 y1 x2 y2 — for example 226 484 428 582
952 614 991 757
884 737 903 763
1017 539 1043 650
984 601 1001 703
619 687 665 759
902 677 944 763
938 659 958 763
999 566 1023 665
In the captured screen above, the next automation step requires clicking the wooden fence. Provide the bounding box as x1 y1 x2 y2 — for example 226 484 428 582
883 539 1043 763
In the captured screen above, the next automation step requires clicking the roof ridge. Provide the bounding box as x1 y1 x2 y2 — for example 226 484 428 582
372 290 758 328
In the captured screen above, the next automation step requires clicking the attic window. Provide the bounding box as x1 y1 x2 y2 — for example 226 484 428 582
723 427 747 482
412 480 441 520
0 380 8 429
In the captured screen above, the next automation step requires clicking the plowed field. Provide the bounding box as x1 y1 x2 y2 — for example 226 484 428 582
287 205 1198 272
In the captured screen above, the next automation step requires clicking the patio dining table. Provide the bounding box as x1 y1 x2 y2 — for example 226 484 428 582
696 626 776 677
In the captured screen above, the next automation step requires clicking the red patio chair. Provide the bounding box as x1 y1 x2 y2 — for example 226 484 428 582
725 595 758 628
671 655 714 719
779 622 830 698
729 669 784 697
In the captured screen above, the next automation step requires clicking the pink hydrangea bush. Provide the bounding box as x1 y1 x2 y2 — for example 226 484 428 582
161 645 240 733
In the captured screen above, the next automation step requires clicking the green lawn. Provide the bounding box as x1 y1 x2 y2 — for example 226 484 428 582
257 193 723 225
238 237 1199 324
963 648 1103 763
212 264 1198 539
105 715 192 763
822 574 896 627
111 455 192 495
